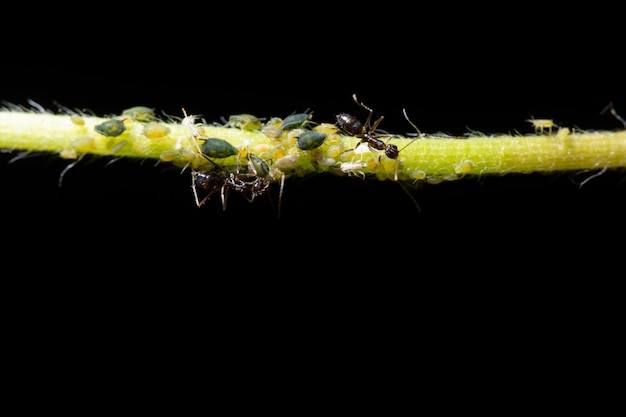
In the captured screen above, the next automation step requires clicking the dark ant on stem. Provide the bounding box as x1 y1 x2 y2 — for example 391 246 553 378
334 94 424 212
191 148 271 211
335 93 422 181
335 94 398 159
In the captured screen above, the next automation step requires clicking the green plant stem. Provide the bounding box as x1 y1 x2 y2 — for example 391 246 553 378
1 109 625 184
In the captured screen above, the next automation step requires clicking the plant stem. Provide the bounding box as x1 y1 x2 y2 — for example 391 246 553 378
1 108 625 184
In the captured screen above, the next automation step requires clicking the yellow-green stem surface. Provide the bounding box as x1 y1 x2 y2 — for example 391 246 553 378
1 109 625 184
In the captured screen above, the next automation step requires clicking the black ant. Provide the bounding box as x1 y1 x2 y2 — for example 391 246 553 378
335 94 422 181
191 151 271 211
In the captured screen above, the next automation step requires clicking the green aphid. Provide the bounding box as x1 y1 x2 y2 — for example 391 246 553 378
94 119 126 137
280 112 312 130
248 154 270 177
228 114 263 131
296 131 327 150
201 138 238 158
261 117 283 138
122 106 155 122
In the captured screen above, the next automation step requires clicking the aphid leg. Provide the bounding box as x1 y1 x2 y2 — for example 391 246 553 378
601 102 626 128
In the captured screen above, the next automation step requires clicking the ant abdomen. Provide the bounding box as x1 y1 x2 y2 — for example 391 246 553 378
335 113 364 137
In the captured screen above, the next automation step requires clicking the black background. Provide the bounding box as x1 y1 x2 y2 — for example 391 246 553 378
1 5 623 362
3 20 625 252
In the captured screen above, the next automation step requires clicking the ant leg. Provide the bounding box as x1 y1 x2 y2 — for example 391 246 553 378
370 115 385 132
397 181 421 213
220 185 230 211
352 94 385 132
352 93 376 129
192 175 213 207
394 158 400 182
278 174 285 219
191 174 202 207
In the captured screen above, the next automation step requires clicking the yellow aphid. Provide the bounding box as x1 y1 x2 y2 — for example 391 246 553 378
555 127 570 142
270 147 286 159
527 117 556 135
454 160 474 174
60 148 78 159
275 154 300 170
318 157 337 167
160 152 177 162
180 147 198 163
70 135 96 152
313 122 338 135
109 139 128 153
365 157 378 171
340 149 356 161
325 144 343 158
261 117 283 138
379 156 396 173
142 121 170 139
69 115 85 126
409 170 427 180
253 143 270 153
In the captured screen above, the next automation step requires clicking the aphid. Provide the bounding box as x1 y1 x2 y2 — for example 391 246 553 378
339 160 368 179
454 160 474 175
554 127 570 143
109 139 129 153
69 115 85 126
200 138 239 158
248 153 271 178
246 151 286 219
261 117 284 138
280 111 313 130
142 121 171 139
227 114 263 131
336 94 421 181
526 117 556 135
94 119 126 137
122 106 155 122
295 131 327 150
70 135 96 153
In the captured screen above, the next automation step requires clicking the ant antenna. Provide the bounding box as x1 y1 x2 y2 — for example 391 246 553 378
390 108 424 181
402 108 423 138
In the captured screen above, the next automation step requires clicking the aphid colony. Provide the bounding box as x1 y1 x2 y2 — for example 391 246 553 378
184 94 423 211
55 98 425 212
